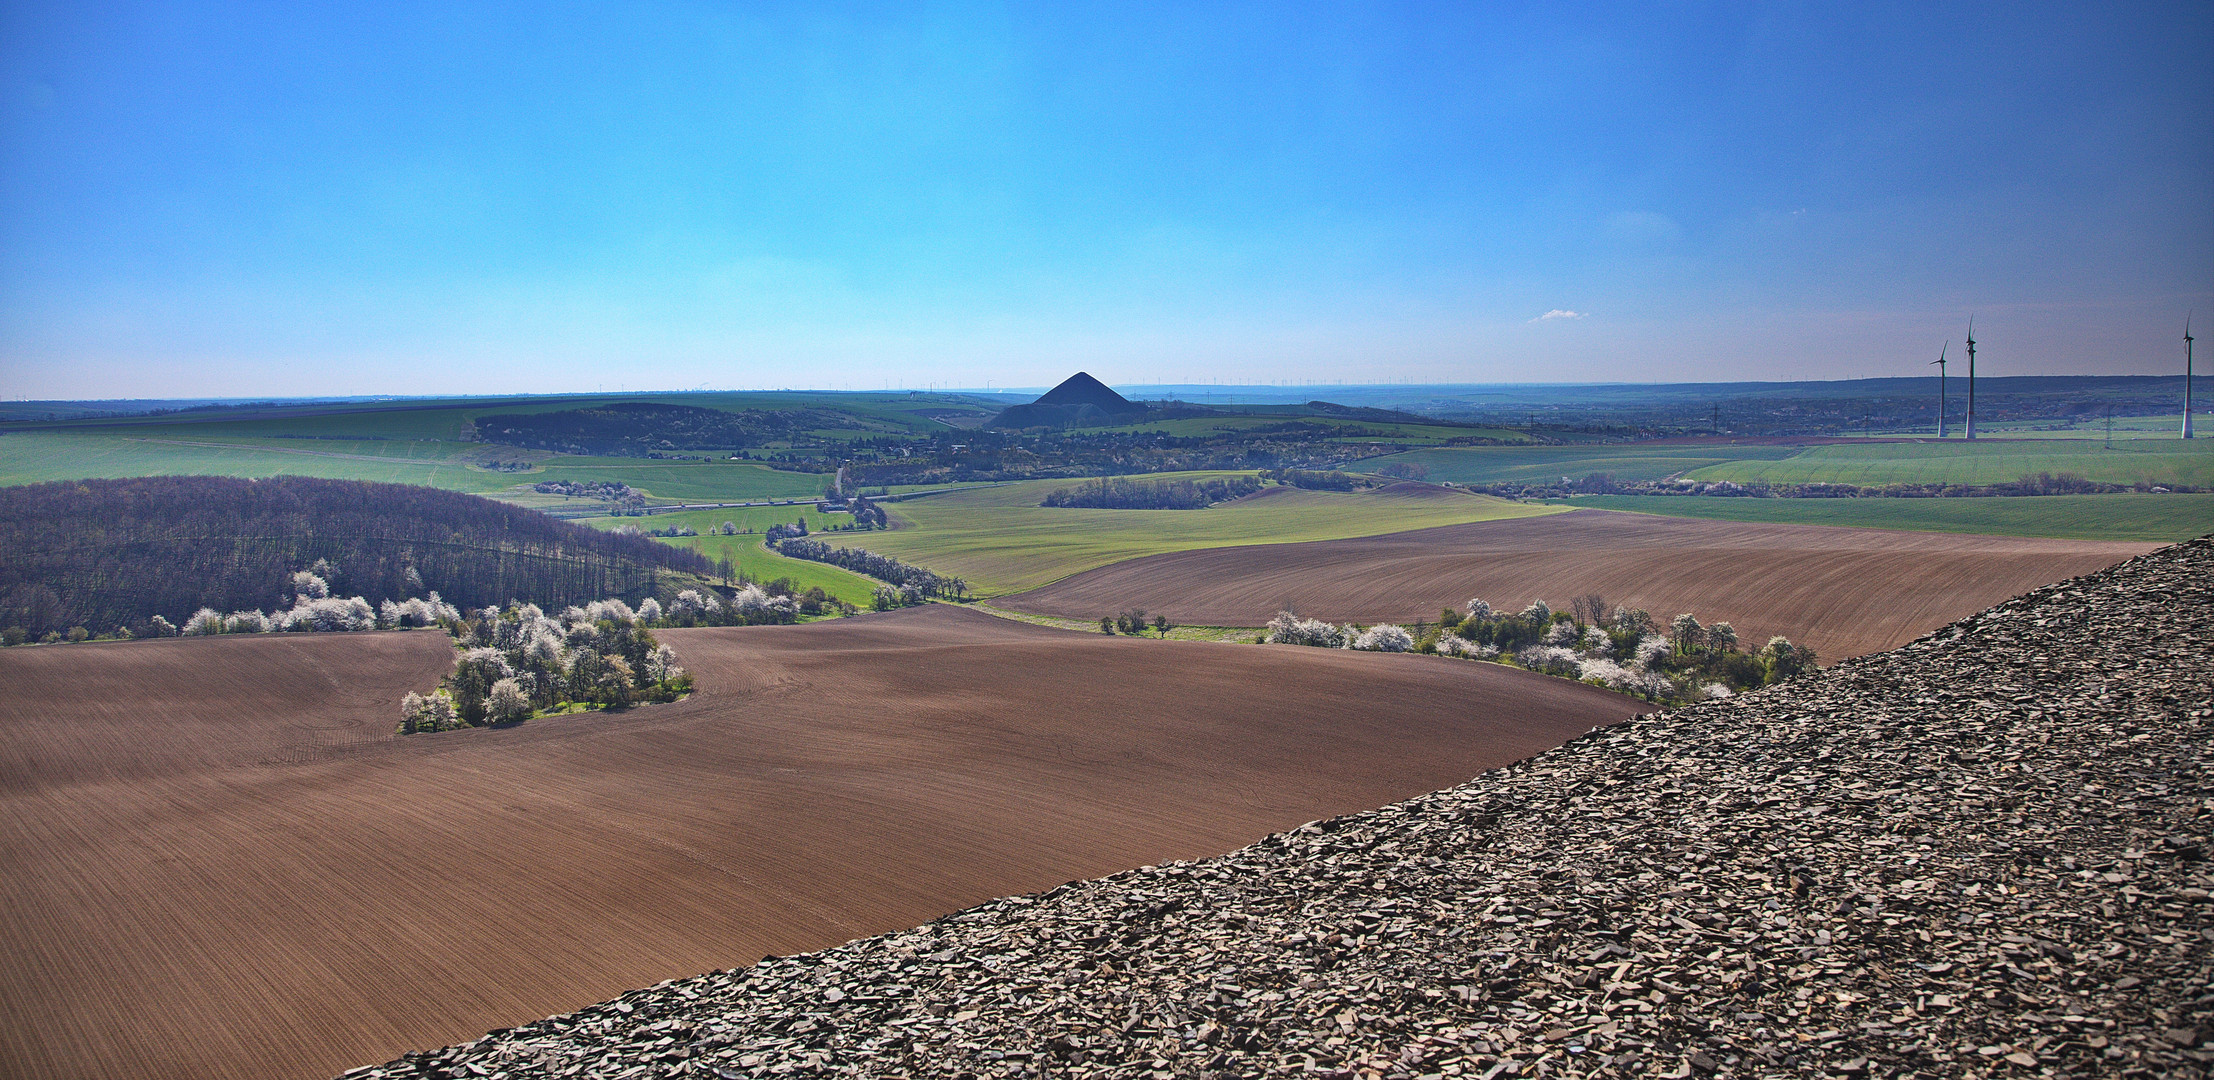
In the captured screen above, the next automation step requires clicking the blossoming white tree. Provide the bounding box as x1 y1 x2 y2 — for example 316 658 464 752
399 690 460 733
485 677 531 722
1669 612 1703 652
565 598 637 625
277 595 375 632
224 610 271 633
643 643 683 684
1351 624 1414 652
1265 611 1350 648
1516 644 1581 676
1437 636 1497 659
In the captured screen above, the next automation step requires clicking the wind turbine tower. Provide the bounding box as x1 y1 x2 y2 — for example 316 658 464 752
1931 343 1949 438
1964 318 1978 440
2186 316 2196 440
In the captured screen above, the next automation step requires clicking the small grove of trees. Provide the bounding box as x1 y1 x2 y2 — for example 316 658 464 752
1422 595 1816 702
1263 612 1415 652
532 480 643 504
872 584 935 610
400 597 696 733
781 583 847 616
775 538 969 603
837 494 889 530
1260 468 1367 491
1097 609 1174 637
164 560 466 638
1254 592 1819 703
1042 475 1262 510
1 623 123 646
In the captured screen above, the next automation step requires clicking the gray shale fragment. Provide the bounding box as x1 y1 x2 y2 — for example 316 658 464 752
346 537 2214 1079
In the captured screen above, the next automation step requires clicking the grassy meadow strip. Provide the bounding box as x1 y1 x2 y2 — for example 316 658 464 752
627 535 879 610
574 506 886 608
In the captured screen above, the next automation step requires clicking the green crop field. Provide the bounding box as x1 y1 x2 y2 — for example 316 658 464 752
668 534 881 607
1354 436 2214 489
1349 444 1804 485
823 474 1566 596
1559 493 2214 543
1841 415 2192 440
1684 439 2214 487
574 506 882 606
0 430 527 490
0 429 829 502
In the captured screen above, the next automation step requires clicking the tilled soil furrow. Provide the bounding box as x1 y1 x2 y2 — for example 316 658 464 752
3 608 1639 1080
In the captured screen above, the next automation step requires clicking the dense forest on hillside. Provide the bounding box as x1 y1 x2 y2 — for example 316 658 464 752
471 403 882 456
0 476 728 637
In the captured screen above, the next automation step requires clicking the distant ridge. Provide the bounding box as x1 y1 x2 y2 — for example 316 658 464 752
986 372 1149 430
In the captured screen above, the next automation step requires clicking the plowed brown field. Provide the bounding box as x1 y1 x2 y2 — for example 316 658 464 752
999 509 2159 660
1 612 1639 1080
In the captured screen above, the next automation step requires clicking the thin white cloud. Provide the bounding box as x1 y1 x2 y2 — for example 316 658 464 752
1532 309 1586 322
1603 210 1683 243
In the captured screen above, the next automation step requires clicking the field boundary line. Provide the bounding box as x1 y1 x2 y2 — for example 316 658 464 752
969 603 1259 642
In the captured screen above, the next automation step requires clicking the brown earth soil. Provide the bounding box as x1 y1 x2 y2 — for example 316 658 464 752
998 508 2159 660
0 611 1640 1080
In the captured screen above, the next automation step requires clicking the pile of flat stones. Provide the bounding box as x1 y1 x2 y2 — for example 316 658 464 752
350 538 2213 1079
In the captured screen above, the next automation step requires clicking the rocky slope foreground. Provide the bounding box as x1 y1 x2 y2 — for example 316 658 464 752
350 539 2213 1080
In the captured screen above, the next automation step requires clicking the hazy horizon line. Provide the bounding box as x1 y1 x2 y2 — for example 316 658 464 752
5 371 2200 410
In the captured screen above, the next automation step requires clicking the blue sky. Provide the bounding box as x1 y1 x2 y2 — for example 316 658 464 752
2 2 2208 398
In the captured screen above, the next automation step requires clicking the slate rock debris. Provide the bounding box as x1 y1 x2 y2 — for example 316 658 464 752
347 537 2214 1079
